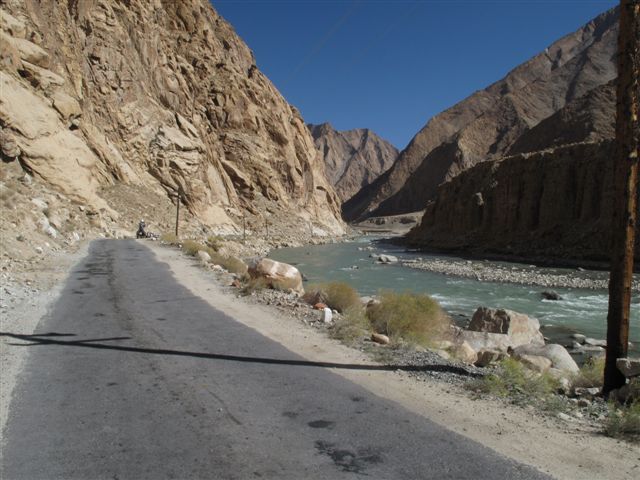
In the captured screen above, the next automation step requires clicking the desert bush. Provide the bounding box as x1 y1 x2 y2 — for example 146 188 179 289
241 277 271 295
241 274 300 295
467 358 560 404
269 276 302 292
160 232 180 245
181 239 202 256
302 282 360 312
210 252 247 275
605 400 640 441
330 306 370 345
573 356 605 389
302 284 327 305
366 291 450 346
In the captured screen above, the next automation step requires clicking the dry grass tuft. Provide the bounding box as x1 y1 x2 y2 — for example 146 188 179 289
206 235 224 252
605 399 640 441
330 306 371 345
573 357 605 389
160 233 180 245
181 239 202 256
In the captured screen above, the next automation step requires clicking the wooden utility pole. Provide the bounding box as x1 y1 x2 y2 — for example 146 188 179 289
603 0 639 396
174 187 183 238
241 214 247 244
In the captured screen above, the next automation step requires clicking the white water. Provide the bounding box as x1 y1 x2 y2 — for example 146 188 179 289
269 237 640 353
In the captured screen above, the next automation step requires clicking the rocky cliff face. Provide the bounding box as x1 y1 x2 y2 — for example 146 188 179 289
308 123 398 202
0 0 345 244
342 7 618 221
405 141 628 263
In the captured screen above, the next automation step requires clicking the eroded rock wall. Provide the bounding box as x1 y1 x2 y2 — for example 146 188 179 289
0 0 344 238
406 141 637 263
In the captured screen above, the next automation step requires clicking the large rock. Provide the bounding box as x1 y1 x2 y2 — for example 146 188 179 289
468 307 544 348
512 344 579 373
451 341 477 365
196 250 211 263
456 330 514 354
474 349 505 367
516 354 552 373
377 254 398 264
616 358 640 378
248 258 304 294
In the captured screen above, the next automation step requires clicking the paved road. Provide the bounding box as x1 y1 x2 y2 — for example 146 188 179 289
1 240 550 479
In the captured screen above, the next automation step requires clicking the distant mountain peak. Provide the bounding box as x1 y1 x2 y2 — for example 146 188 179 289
308 124 398 203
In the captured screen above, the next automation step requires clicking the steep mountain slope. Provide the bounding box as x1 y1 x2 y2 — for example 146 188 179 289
343 7 618 221
507 81 615 155
0 0 345 248
308 123 398 202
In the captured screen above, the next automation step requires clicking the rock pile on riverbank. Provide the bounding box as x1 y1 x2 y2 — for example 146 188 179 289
401 257 638 291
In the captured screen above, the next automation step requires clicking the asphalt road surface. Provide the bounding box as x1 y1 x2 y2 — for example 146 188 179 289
1 240 551 479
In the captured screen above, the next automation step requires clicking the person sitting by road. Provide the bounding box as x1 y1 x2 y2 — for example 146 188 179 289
136 219 146 238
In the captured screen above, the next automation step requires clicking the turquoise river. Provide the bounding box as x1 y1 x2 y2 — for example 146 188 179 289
269 237 640 354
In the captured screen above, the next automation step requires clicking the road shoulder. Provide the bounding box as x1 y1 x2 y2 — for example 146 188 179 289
148 242 639 480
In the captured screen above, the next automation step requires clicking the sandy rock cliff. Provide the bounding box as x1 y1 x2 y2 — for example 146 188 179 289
0 0 345 244
343 7 618 221
308 122 398 202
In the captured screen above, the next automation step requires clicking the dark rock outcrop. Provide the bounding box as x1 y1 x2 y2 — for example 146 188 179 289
406 140 640 263
308 123 398 202
343 7 618 221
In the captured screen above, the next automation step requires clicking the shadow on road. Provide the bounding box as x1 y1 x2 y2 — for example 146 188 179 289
0 332 481 377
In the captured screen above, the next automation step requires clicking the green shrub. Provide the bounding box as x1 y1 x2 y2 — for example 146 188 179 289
366 291 450 346
605 400 640 440
467 358 560 404
330 306 370 345
160 232 180 245
181 239 202 256
573 356 605 389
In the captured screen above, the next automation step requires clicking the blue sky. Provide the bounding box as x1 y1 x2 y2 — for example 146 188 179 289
214 0 617 149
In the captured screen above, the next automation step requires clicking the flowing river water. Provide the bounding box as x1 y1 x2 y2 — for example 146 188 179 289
269 237 640 355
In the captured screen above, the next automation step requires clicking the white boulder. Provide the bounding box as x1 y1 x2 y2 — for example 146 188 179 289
512 344 579 373
248 258 304 294
196 250 211 263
